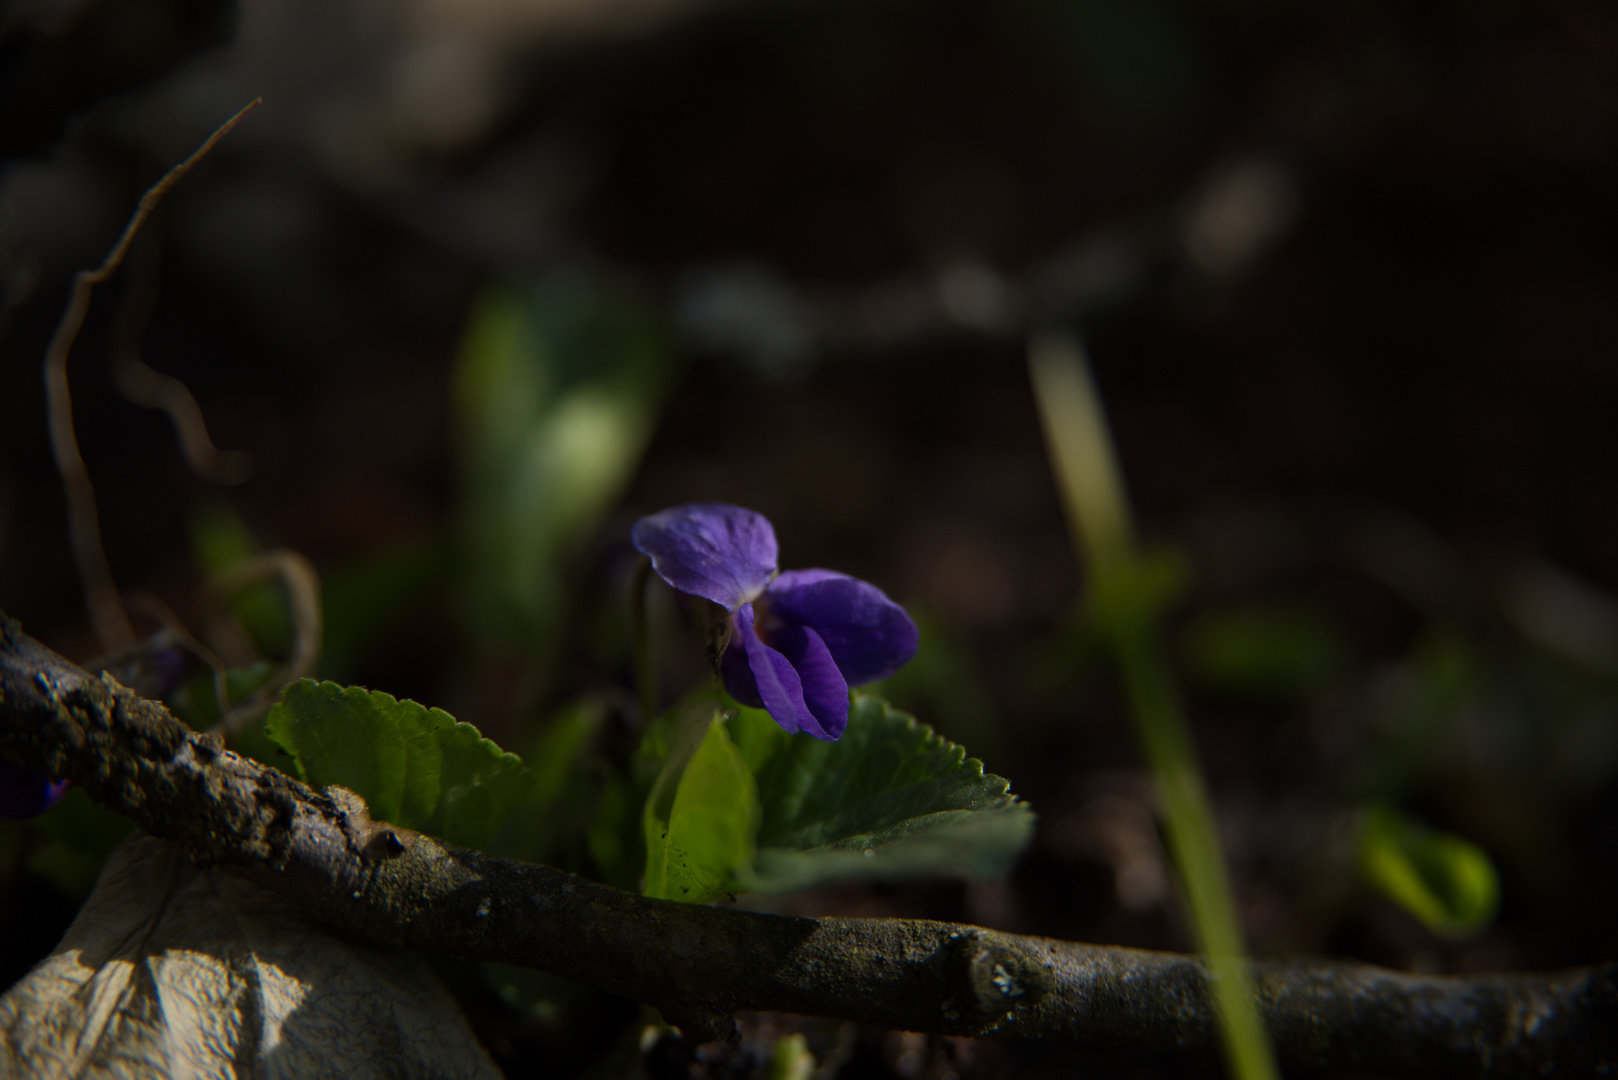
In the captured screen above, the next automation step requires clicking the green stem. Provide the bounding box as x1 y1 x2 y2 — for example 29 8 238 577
1030 331 1279 1080
631 556 657 723
1115 632 1277 1080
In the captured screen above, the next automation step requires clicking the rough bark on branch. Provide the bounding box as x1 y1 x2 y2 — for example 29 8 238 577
1 612 1613 1077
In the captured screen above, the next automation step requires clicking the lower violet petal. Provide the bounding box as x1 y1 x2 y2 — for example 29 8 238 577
720 614 764 709
736 603 816 737
769 622 849 740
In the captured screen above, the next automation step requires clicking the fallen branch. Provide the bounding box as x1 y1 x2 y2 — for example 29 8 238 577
0 612 1612 1077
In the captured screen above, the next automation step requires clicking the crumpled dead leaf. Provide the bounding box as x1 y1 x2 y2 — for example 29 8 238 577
0 834 501 1079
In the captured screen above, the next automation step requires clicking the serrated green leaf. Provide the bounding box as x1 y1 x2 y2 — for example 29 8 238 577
1359 804 1499 938
266 679 533 850
735 694 1034 894
642 710 758 903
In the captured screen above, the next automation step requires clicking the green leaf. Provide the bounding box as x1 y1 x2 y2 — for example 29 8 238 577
1359 804 1499 938
266 679 533 850
642 710 759 903
735 695 1034 894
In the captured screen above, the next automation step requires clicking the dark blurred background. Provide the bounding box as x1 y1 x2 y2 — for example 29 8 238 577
3 0 1618 1076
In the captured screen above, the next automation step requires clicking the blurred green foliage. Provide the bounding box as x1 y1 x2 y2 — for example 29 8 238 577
166 659 279 729
189 504 293 658
454 280 672 659
1359 804 1499 939
319 537 449 681
1182 604 1346 701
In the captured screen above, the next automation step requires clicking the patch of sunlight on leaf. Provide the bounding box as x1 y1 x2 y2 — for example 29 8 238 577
0 834 500 1079
1359 804 1499 938
642 708 758 903
266 679 533 850
732 694 1035 895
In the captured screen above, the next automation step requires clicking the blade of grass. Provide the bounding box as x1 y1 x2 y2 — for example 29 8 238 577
1029 330 1278 1080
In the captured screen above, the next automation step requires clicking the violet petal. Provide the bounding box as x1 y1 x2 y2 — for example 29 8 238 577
720 619 764 709
764 569 919 685
631 503 778 610
0 758 70 819
770 621 849 740
734 603 846 739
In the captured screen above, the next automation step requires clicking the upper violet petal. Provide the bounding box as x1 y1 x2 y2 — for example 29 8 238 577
768 622 849 740
764 570 919 685
0 759 69 819
631 503 778 610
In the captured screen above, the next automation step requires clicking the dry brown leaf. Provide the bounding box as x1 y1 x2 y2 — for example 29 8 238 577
0 834 501 1080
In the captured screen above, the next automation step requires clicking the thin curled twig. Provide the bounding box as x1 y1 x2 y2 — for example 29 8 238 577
42 98 262 651
107 237 253 486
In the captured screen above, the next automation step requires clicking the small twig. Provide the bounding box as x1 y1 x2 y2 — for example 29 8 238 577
0 610 1612 1077
108 236 253 486
42 98 261 652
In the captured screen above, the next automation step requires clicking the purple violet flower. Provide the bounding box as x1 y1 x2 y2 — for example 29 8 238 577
0 758 69 819
632 502 918 740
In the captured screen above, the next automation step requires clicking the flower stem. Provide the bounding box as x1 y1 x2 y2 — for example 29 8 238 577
1029 331 1279 1080
631 556 657 723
